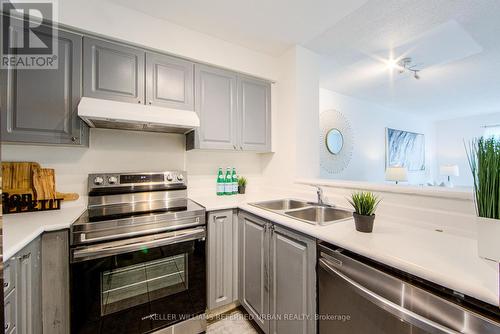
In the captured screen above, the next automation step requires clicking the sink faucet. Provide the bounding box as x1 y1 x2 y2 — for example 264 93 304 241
316 186 324 205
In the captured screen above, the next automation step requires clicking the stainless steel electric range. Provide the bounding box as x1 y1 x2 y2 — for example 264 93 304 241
70 171 206 334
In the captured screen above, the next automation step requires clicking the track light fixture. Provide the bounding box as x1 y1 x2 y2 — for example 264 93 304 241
397 57 421 80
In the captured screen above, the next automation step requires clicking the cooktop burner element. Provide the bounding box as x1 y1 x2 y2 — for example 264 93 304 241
71 171 205 246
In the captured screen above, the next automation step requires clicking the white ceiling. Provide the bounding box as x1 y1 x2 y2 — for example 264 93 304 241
106 0 500 120
106 0 368 56
309 0 500 120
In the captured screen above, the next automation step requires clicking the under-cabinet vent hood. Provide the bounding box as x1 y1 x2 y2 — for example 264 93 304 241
78 97 199 134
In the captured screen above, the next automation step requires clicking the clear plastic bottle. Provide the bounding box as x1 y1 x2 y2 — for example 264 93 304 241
216 168 225 196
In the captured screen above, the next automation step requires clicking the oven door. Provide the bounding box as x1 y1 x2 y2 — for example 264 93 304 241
70 227 206 334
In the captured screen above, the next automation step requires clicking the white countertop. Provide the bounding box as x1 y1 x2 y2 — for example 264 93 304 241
3 192 498 308
3 203 86 260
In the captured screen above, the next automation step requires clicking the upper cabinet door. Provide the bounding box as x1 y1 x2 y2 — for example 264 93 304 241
195 65 238 149
0 25 88 146
239 76 271 152
83 37 145 104
146 53 194 110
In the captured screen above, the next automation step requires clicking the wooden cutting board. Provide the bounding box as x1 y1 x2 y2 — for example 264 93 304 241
32 167 57 200
2 161 79 202
2 161 41 194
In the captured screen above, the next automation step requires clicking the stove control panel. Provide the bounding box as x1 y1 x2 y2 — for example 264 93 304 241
88 171 187 191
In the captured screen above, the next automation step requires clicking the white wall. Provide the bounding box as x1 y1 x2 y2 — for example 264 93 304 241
58 0 278 81
435 111 500 186
2 129 185 195
262 45 321 187
319 88 436 184
295 47 320 178
2 129 267 196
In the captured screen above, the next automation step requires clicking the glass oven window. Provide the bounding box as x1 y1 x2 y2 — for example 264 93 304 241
100 254 188 316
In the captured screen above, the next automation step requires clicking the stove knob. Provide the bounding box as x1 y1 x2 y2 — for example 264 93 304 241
93 176 104 185
108 176 118 185
177 174 184 181
166 174 173 181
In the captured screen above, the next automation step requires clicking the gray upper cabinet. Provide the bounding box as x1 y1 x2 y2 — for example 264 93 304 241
0 26 88 146
207 210 234 310
187 65 272 152
193 65 238 149
146 52 194 110
269 225 316 334
239 75 272 151
83 37 145 104
238 211 270 333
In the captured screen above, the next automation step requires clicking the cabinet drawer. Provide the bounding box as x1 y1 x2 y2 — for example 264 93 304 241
4 288 17 334
4 258 16 295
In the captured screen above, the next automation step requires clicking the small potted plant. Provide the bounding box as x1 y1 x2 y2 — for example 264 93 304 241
348 191 381 233
466 137 500 262
238 176 247 194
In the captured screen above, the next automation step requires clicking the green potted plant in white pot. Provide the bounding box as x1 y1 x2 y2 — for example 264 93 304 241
466 137 500 262
347 191 381 233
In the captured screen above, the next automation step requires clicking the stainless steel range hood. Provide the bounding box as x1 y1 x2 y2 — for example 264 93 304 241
78 97 200 134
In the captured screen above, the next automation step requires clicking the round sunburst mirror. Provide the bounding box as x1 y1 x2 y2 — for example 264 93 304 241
320 110 354 174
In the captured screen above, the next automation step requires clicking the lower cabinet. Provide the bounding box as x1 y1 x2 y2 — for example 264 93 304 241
238 211 317 334
3 230 69 334
41 230 70 334
238 211 269 331
3 237 42 334
207 210 239 310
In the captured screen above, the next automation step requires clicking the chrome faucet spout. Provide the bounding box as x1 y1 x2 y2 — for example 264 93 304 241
316 186 324 205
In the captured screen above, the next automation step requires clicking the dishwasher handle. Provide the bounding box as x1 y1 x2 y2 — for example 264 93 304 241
319 257 460 334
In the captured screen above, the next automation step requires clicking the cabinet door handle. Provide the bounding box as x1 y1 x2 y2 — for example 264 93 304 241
263 223 270 293
71 136 78 142
233 145 237 150
214 215 227 222
5 322 10 331
3 282 9 289
138 100 141 104
149 101 152 105
239 145 243 150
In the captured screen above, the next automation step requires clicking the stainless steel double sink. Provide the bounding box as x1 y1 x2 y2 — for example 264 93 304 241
250 199 353 225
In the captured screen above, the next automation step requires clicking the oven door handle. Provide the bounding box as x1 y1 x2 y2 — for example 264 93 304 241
319 258 460 334
72 227 206 262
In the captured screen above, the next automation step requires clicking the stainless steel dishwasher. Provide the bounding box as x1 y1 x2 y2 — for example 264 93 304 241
318 243 500 334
